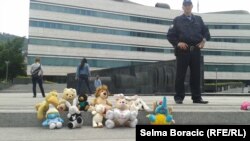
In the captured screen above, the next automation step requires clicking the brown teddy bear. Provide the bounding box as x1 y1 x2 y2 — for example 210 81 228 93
91 85 112 112
57 88 77 111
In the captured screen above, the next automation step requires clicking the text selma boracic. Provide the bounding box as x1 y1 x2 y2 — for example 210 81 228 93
140 129 204 137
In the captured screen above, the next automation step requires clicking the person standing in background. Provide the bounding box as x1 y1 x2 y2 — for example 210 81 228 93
94 75 102 90
75 58 92 96
30 57 45 98
167 0 210 104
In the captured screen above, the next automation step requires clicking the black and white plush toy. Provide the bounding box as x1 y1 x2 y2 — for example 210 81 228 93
65 98 83 129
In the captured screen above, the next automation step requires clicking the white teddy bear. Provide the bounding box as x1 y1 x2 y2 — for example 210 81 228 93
105 94 138 129
92 104 106 128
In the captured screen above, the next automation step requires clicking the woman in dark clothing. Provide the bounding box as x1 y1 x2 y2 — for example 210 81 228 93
75 58 92 96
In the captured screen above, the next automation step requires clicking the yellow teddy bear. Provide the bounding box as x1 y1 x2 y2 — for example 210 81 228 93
57 88 77 111
35 90 59 120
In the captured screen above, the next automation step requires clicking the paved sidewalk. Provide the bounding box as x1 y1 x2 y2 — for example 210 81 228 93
0 127 135 141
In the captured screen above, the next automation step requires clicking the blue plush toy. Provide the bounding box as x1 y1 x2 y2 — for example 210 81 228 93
147 96 174 125
42 104 64 129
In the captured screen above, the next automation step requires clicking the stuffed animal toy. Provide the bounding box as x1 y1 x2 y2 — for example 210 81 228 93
105 94 138 129
65 98 83 129
35 90 59 120
241 101 250 110
42 104 64 129
152 101 173 115
125 94 151 112
147 96 174 125
57 88 77 111
92 104 106 128
78 94 90 111
91 85 112 112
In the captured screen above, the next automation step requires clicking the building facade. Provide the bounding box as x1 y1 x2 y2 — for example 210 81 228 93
28 0 250 82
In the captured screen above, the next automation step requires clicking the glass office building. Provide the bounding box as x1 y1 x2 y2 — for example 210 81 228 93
28 0 250 81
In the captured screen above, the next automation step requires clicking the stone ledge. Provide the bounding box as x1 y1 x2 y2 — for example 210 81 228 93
1 111 250 127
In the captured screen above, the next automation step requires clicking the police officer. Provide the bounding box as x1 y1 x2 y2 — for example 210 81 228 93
167 0 210 104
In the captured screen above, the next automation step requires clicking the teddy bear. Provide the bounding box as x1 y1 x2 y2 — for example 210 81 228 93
91 85 112 112
105 94 138 129
42 104 64 129
57 88 77 111
77 94 90 111
147 96 174 125
240 101 250 110
92 104 106 128
35 90 60 120
125 94 151 112
65 98 83 129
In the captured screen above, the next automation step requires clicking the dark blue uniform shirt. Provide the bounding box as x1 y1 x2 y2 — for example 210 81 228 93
167 14 210 47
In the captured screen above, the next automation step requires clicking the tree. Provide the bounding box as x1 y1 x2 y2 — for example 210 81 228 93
0 37 26 81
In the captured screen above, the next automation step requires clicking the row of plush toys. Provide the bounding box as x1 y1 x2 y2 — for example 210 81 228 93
35 85 174 129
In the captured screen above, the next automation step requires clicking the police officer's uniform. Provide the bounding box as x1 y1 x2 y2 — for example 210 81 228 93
167 14 210 103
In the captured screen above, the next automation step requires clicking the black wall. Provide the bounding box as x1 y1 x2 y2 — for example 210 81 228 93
67 58 204 95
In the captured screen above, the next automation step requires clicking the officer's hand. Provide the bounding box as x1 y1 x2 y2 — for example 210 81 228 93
177 42 188 50
197 39 206 49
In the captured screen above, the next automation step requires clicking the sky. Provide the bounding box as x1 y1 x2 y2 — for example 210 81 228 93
0 0 250 37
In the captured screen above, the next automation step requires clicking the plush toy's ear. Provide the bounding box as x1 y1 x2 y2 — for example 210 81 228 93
73 98 78 106
95 87 101 97
140 98 150 112
63 88 67 92
65 101 71 108
125 95 138 101
71 88 77 95
114 93 124 100
102 85 108 90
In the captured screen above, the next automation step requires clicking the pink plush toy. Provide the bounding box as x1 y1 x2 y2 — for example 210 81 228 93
240 101 250 110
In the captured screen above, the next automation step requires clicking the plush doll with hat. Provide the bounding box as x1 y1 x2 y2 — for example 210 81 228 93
42 104 64 129
147 96 174 125
35 90 59 120
66 98 83 129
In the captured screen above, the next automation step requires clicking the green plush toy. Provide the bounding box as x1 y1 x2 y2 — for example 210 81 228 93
77 94 90 111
